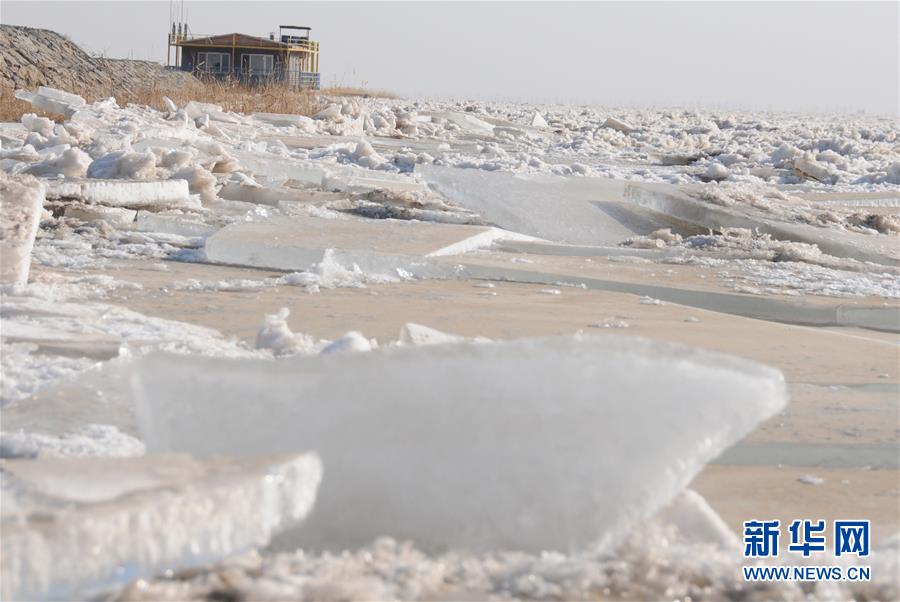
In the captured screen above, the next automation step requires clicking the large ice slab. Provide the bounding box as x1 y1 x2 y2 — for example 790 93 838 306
203 214 536 273
420 166 900 266
229 150 326 185
1 452 322 601
624 182 900 267
322 162 432 195
418 165 688 245
133 335 786 553
45 179 197 210
0 173 45 286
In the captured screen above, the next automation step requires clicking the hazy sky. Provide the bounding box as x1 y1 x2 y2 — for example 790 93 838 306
3 1 898 114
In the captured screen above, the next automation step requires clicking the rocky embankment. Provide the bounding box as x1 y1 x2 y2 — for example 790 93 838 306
0 24 195 93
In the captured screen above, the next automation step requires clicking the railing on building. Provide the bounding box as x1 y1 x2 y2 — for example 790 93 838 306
168 33 319 54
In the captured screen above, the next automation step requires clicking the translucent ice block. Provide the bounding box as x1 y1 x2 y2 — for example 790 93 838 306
133 335 786 553
0 173 45 286
1 453 322 601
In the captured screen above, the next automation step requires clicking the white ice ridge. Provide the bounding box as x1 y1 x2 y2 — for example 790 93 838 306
0 452 322 601
133 335 787 553
0 173 45 286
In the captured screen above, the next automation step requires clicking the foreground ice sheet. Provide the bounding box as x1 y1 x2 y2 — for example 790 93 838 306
0 453 322 601
0 173 45 286
134 335 786 553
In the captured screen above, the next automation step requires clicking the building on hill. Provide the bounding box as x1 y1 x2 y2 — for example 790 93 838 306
167 25 320 89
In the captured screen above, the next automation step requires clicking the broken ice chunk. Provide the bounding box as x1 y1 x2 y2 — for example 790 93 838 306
87 150 158 180
602 116 635 133
531 112 549 128
171 165 217 203
322 171 431 195
14 87 86 118
704 162 729 181
0 452 322 601
183 100 243 124
0 173 45 286
319 331 374 355
793 152 834 183
397 323 469 346
431 111 496 136
255 308 320 356
218 181 324 206
133 335 786 553
798 474 825 486
230 150 326 185
253 112 316 130
134 212 217 237
64 204 137 226
312 104 342 121
44 179 197 210
23 147 92 178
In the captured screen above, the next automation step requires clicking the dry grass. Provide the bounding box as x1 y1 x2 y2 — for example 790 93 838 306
321 86 397 99
140 78 326 116
0 78 330 122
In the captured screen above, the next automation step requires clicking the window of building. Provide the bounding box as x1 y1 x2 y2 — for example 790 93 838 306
242 54 274 75
197 52 230 73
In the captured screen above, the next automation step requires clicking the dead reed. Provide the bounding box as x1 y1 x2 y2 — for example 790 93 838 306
0 77 382 122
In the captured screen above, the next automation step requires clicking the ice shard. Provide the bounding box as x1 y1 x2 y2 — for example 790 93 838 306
1 453 322 601
133 335 786 553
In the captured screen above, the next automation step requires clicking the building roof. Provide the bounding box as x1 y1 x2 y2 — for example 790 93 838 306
179 33 287 50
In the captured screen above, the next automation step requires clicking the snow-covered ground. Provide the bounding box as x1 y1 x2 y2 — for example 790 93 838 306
0 87 897 600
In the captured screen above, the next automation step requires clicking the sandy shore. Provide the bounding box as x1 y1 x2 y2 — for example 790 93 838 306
13 257 897 541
